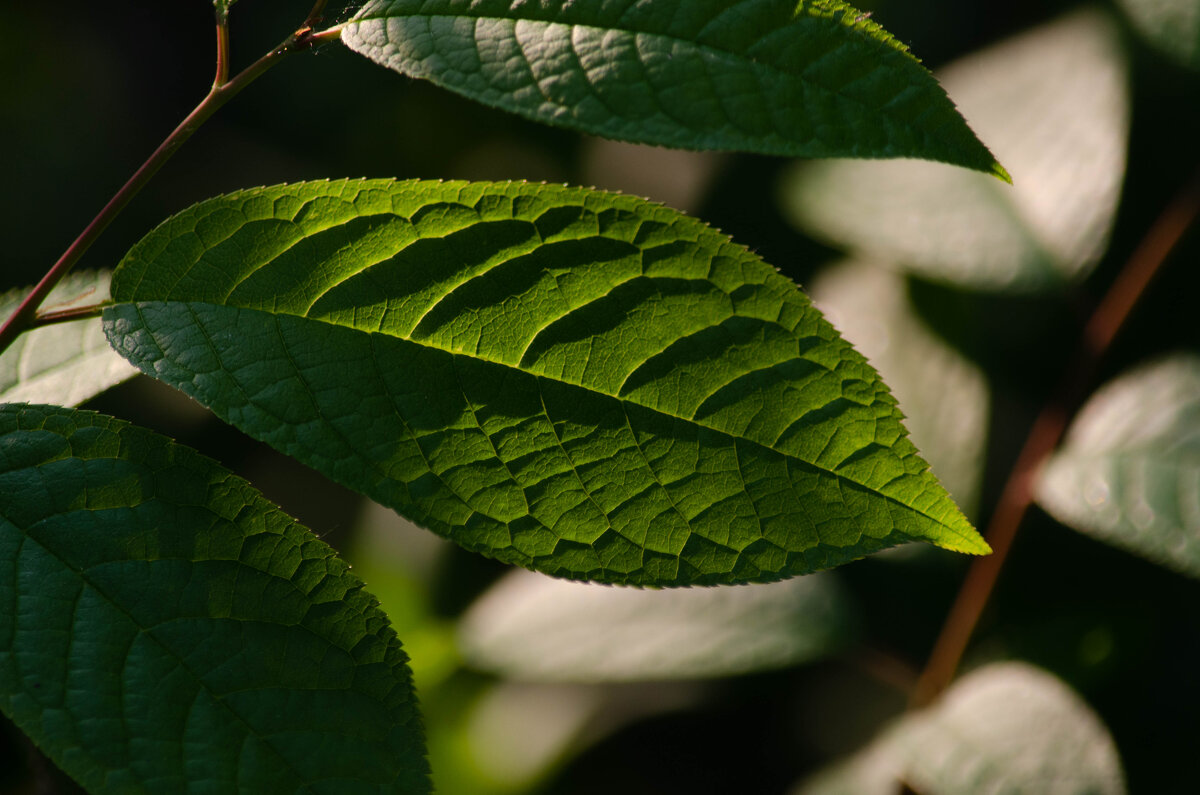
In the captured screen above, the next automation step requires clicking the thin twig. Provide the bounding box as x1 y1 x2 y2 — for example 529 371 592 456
0 28 314 359
31 304 107 328
910 166 1200 709
305 0 331 28
213 18 231 88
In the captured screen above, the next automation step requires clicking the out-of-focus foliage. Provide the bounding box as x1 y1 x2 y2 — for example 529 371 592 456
795 663 1126 795
1117 0 1200 69
1037 355 1200 579
458 569 853 681
781 9 1129 291
0 272 136 405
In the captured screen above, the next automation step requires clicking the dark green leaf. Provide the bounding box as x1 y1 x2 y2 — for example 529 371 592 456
0 404 429 794
1036 355 1200 579
0 271 137 405
103 179 988 587
341 0 1006 177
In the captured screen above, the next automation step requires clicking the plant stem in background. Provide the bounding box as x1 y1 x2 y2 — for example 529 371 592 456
0 22 328 359
911 165 1200 709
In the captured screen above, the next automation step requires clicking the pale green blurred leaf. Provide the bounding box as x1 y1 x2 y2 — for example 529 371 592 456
1117 0 1200 69
781 10 1128 292
811 262 988 515
0 271 137 405
1037 354 1200 579
459 568 852 681
795 662 1126 795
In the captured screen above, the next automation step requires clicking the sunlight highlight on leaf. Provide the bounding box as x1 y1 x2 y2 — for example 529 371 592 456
781 10 1128 291
102 179 988 587
811 262 988 515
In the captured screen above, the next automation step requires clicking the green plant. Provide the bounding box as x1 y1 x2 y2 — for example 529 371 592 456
2 0 1198 793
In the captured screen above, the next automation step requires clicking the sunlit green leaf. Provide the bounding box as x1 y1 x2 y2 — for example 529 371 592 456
1037 355 1200 579
459 569 852 681
811 262 988 515
342 0 1005 177
102 179 987 587
0 271 137 405
1117 0 1200 69
0 403 428 794
781 10 1127 291
795 663 1126 795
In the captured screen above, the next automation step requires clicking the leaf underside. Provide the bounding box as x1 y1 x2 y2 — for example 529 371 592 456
342 0 1006 177
103 179 986 587
0 404 428 794
1037 354 1200 579
798 662 1126 795
0 271 138 406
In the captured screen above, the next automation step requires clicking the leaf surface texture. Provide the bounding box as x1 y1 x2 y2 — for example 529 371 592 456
342 0 1004 176
103 179 986 586
0 404 428 794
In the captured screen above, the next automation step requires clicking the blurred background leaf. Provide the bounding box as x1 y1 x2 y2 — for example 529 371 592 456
458 570 854 682
780 9 1129 291
1117 0 1200 70
795 662 1126 795
0 272 137 405
1037 354 1200 579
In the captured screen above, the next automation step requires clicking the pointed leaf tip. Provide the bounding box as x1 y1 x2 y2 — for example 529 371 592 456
106 179 988 586
343 0 1004 173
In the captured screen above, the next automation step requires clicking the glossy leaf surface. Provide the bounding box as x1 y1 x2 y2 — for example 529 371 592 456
0 404 429 795
0 271 137 405
796 663 1125 795
781 10 1127 291
1037 355 1200 579
459 569 852 681
103 179 987 586
342 0 1005 177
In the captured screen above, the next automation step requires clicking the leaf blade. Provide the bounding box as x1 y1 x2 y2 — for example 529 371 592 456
342 0 1005 176
0 403 429 794
103 179 987 586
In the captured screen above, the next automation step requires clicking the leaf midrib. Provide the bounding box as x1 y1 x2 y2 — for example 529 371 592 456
345 9 974 158
130 298 974 546
0 476 324 794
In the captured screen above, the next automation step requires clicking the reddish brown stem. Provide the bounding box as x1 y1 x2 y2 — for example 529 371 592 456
0 29 314 359
910 166 1200 709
